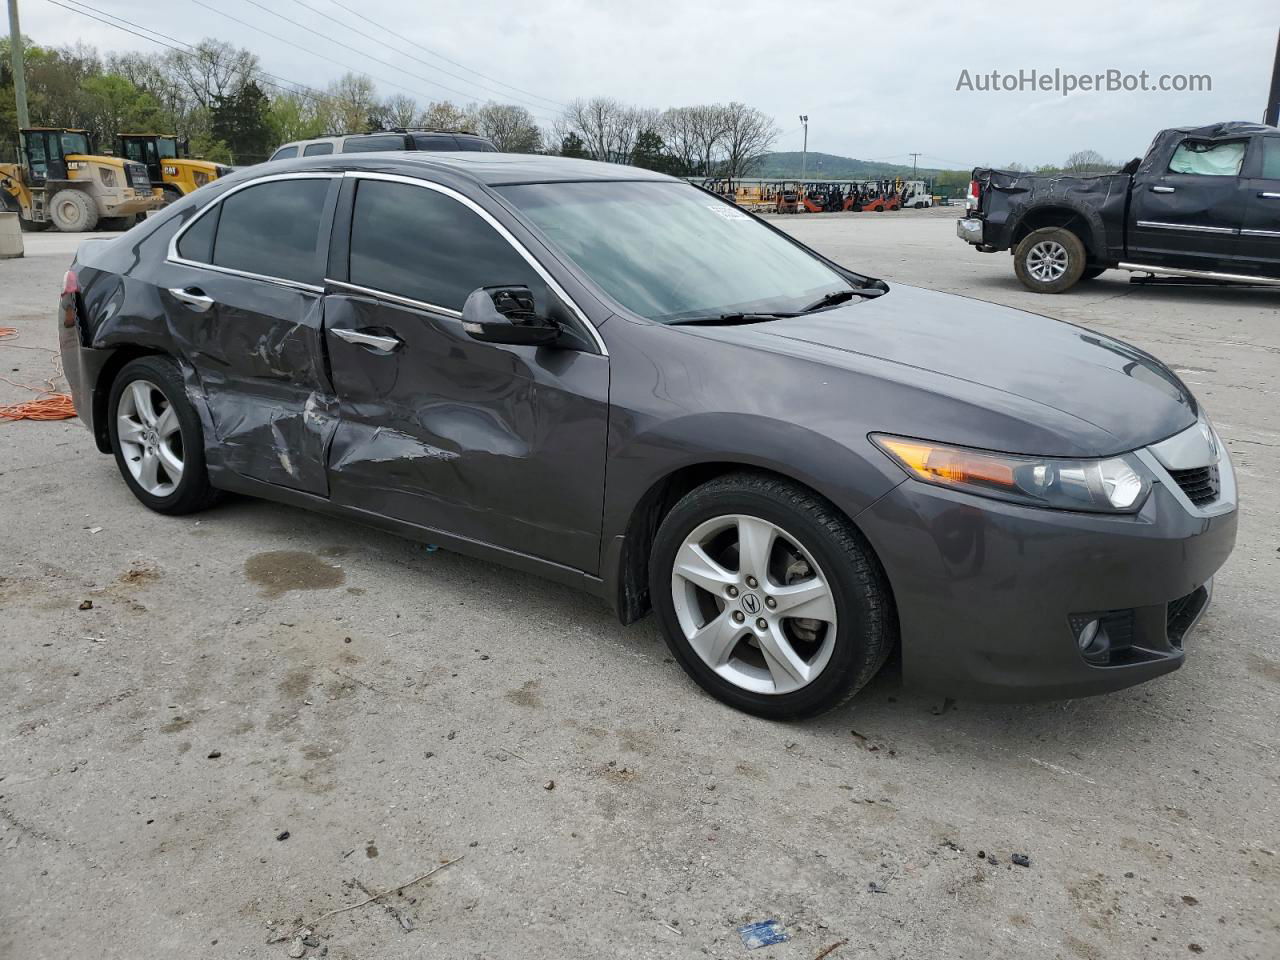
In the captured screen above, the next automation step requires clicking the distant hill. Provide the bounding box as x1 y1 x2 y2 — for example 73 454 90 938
754 150 958 180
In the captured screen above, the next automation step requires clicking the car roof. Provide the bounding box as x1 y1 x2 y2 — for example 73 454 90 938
262 151 677 187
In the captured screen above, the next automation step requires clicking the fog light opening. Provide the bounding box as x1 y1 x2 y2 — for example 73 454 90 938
1076 618 1110 663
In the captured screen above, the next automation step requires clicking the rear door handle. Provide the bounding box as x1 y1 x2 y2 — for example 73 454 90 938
331 328 403 352
1259 191 1280 199
1151 186 1175 194
168 287 214 312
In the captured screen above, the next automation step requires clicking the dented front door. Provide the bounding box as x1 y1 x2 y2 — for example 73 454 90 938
322 292 609 573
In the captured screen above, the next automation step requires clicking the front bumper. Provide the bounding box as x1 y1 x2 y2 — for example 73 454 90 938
856 466 1237 701
956 216 985 245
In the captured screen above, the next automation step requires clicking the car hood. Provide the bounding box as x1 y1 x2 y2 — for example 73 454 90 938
704 284 1197 454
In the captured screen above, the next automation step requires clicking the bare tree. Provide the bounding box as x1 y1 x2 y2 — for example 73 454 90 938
1064 149 1112 174
720 102 778 179
165 40 257 110
660 106 702 174
322 72 379 134
472 103 542 152
382 94 419 129
688 104 731 176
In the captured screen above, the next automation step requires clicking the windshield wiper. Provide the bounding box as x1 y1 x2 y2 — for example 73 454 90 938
667 312 798 326
800 286 885 312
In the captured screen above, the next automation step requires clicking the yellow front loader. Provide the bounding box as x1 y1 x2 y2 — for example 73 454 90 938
0 128 164 232
118 134 228 204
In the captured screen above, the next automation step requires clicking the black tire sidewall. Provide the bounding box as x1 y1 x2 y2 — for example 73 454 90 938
650 485 880 719
49 189 97 233
107 357 213 514
1014 226 1087 293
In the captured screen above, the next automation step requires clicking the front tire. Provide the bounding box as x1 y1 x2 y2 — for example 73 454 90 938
1013 226 1087 293
48 189 99 232
107 356 217 515
650 473 896 719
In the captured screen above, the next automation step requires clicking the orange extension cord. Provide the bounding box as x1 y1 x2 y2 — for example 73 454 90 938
0 326 78 421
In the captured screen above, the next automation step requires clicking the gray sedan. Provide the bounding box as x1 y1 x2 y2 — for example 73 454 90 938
57 153 1237 718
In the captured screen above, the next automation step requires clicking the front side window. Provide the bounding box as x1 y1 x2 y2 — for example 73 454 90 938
1168 139 1246 177
201 178 331 284
498 180 852 322
348 179 542 310
342 134 406 154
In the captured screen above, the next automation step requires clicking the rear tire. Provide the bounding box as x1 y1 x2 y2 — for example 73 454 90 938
1013 226 1087 293
48 189 99 232
650 472 896 719
107 356 217 515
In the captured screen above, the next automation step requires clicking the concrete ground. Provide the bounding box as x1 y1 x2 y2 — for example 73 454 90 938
1 211 1277 960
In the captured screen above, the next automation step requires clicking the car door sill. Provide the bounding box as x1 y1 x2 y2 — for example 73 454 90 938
211 470 609 598
1117 262 1280 286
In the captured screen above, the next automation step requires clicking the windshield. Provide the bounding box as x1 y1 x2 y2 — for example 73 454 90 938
498 180 853 322
156 137 178 159
60 132 91 155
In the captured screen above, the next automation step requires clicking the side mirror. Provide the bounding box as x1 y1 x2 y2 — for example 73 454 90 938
462 285 561 347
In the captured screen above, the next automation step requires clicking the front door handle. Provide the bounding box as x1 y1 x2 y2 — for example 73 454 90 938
331 328 403 352
168 287 214 312
1259 191 1280 199
1151 186 1175 194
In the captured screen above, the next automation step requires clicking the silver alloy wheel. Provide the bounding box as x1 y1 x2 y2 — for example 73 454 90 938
670 514 838 695
116 379 184 497
1026 239 1069 282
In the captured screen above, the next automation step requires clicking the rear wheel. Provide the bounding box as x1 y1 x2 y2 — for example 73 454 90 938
650 473 895 719
1013 226 1087 293
48 189 99 232
107 356 217 515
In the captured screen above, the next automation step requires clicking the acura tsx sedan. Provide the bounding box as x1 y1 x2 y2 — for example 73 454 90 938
57 153 1238 718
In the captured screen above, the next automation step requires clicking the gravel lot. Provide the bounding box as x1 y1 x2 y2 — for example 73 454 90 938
2 211 1277 960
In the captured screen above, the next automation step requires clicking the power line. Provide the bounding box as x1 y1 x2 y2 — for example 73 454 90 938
284 0 565 111
324 0 565 109
53 0 332 106
227 0 557 117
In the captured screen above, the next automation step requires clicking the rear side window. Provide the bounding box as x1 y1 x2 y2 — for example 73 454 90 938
1261 138 1280 180
342 134 406 153
456 137 497 152
348 179 542 310
1168 140 1245 177
411 133 458 150
270 145 298 161
303 142 334 156
209 178 331 285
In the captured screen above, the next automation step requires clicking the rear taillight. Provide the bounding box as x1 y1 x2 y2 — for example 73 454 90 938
968 179 981 200
62 270 79 296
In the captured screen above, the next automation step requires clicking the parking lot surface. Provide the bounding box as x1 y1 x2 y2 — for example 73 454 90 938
2 211 1277 959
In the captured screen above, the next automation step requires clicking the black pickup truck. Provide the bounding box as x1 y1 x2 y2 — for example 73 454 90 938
957 121 1280 293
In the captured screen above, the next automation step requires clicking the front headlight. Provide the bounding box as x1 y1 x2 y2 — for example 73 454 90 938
872 435 1152 513
98 167 117 188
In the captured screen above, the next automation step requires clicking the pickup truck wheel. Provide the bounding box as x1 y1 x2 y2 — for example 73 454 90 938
1080 266 1107 281
1014 226 1087 293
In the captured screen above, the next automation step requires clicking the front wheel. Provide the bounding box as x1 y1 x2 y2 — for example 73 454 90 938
1013 226 1087 293
107 356 217 515
48 188 99 232
650 473 896 719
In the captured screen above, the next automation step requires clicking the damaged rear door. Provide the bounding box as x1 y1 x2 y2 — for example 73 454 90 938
322 174 609 573
164 173 340 495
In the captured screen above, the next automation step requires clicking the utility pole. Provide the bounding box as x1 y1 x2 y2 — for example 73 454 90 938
799 115 808 183
7 0 29 129
1266 27 1280 127
909 152 920 179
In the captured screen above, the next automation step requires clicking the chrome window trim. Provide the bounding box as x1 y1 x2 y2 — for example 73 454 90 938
165 172 338 292
342 171 608 357
1135 220 1237 235
325 278 462 318
1241 228 1280 238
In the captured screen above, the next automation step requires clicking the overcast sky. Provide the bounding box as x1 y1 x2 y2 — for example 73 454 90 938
16 0 1279 168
